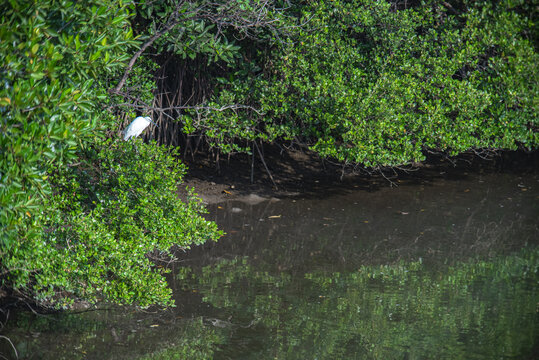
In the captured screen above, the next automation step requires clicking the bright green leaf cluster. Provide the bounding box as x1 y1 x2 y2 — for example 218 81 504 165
0 0 136 247
196 0 538 167
4 139 222 308
1 0 223 308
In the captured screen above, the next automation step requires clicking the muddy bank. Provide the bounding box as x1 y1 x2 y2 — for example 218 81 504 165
179 147 539 204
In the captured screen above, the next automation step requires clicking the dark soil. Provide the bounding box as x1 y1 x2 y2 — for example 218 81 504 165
179 145 539 204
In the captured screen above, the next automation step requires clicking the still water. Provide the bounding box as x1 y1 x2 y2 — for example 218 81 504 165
1 171 538 359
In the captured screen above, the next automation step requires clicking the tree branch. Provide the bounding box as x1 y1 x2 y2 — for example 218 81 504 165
111 10 187 95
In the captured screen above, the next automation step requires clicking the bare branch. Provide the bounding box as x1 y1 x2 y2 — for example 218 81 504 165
254 140 278 189
111 6 202 94
111 101 264 117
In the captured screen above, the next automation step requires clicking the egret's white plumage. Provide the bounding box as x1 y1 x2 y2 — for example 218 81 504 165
123 116 156 141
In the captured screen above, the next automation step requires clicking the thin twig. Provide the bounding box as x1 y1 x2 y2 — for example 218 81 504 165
112 9 198 94
254 140 278 189
0 335 18 359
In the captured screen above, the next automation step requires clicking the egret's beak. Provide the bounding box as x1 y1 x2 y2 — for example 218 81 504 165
146 117 159 127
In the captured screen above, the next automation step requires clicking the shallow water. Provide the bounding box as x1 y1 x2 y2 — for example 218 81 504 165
1 171 538 359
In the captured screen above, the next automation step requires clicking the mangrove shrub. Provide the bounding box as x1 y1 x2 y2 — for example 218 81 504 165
0 0 221 308
197 0 538 166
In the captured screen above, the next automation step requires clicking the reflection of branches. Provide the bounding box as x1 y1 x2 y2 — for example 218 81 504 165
0 309 18 360
469 220 520 254
0 335 18 360
461 194 487 240
204 315 259 329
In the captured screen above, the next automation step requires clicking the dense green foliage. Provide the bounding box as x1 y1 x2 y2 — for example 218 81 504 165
0 0 221 308
0 0 135 250
196 0 538 166
6 139 220 307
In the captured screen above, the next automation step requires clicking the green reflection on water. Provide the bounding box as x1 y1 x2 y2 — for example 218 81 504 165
1 249 537 359
1 311 223 360
177 247 539 360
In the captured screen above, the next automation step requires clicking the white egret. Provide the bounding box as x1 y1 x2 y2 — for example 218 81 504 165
123 116 157 141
